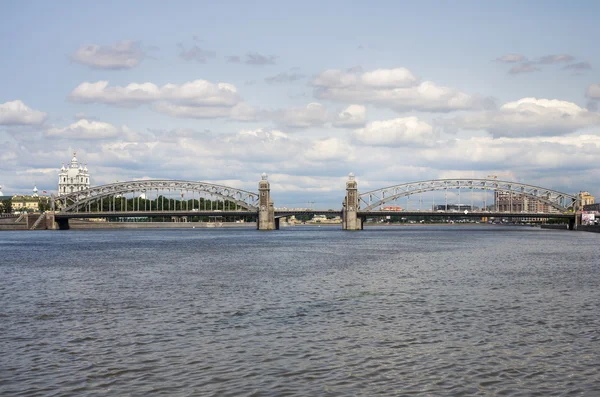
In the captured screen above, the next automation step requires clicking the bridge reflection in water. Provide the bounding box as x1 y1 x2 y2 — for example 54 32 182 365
44 174 579 231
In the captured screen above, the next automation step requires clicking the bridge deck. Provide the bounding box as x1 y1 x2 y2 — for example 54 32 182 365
55 210 257 219
55 209 575 219
360 210 575 219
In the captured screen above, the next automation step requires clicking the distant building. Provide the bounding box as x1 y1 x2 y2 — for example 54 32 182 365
578 191 595 208
494 191 558 213
311 214 327 222
58 152 90 196
309 214 341 223
10 185 50 212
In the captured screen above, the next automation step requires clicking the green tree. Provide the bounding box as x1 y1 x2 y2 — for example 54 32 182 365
38 199 49 213
1 199 12 214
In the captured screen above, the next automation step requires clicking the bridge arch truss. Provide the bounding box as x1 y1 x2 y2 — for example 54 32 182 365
54 180 259 213
359 179 578 212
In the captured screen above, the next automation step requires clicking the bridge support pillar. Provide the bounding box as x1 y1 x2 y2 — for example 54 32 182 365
57 217 70 230
569 217 576 231
45 212 58 230
257 173 275 230
342 173 362 231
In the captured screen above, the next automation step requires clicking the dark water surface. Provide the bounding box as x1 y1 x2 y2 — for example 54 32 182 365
1 226 599 396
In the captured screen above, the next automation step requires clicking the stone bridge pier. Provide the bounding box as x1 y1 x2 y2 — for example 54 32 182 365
342 173 362 230
257 173 276 230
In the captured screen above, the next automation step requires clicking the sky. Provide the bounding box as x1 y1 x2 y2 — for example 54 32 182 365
1 0 600 208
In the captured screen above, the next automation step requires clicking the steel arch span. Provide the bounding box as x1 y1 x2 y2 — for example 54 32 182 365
54 180 259 213
359 179 578 212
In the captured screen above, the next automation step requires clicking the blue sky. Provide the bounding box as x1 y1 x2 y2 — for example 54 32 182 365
1 1 599 207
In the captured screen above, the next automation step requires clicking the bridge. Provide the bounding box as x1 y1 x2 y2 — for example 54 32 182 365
38 173 580 231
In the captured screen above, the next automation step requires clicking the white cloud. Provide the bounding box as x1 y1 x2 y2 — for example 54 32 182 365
7 122 600 206
312 68 417 89
360 68 418 88
152 102 258 121
152 102 232 119
45 120 155 142
312 69 359 88
445 98 600 137
312 68 489 112
333 104 366 128
353 117 436 147
164 127 301 165
229 103 261 121
587 84 600 99
46 119 119 139
235 128 289 141
69 79 248 121
155 100 363 127
147 128 208 142
0 100 47 126
420 135 600 172
70 40 145 70
70 80 240 107
304 138 354 161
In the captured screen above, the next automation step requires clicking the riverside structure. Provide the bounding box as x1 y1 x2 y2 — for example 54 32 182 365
26 173 582 231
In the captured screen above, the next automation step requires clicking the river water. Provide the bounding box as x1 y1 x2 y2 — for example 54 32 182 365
1 226 598 396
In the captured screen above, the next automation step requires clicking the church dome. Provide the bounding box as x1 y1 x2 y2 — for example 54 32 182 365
66 167 80 178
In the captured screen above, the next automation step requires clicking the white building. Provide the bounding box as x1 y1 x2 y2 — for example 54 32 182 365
58 152 90 196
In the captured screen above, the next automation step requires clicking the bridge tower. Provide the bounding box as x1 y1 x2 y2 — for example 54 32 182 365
342 173 362 230
257 173 275 230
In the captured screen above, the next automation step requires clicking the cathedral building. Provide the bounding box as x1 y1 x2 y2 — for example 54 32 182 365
58 152 90 196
